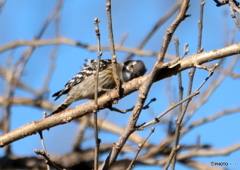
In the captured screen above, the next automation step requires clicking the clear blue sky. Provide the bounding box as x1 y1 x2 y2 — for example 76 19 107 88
0 0 239 170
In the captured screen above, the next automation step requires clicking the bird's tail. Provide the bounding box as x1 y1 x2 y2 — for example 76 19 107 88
52 90 63 101
51 100 71 115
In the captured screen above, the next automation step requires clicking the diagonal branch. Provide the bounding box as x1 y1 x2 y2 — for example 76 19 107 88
99 1 191 169
0 42 240 147
125 1 181 60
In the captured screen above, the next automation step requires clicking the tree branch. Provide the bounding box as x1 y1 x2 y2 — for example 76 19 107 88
0 42 240 147
0 37 175 60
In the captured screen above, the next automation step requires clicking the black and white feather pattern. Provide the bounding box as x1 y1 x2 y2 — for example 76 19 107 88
52 59 112 101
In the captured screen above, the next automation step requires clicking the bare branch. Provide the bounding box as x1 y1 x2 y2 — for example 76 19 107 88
125 1 182 60
126 127 155 170
99 1 191 169
183 107 240 134
0 37 175 60
106 0 121 98
38 131 50 170
178 143 240 158
93 17 102 170
73 116 90 150
165 1 205 168
0 66 39 95
182 160 226 170
229 0 240 29
0 42 240 147
137 91 200 130
185 55 239 119
34 149 63 170
216 66 240 78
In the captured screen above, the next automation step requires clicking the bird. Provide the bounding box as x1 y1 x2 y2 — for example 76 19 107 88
51 59 146 115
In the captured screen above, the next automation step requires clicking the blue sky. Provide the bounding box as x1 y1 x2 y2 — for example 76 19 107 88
0 0 240 170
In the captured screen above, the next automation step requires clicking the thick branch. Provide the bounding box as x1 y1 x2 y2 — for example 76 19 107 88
0 42 240 147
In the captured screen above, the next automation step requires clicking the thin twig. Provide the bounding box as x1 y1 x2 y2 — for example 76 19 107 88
172 37 182 170
2 52 15 154
118 34 128 46
38 112 51 170
213 0 240 29
93 18 102 170
196 64 218 91
72 116 90 151
184 55 239 123
182 43 189 58
125 1 182 60
174 38 183 115
229 0 240 29
106 0 121 97
136 91 200 130
108 98 156 114
13 0 63 77
1 1 63 155
34 149 63 170
99 1 191 169
126 127 155 170
164 64 215 170
183 107 240 135
164 1 205 169
216 66 240 78
0 66 39 95
38 131 50 170
40 11 61 96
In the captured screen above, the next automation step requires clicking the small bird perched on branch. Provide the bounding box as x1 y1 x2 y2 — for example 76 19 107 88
51 59 147 115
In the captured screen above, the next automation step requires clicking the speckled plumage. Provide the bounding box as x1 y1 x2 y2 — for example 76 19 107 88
51 59 146 115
